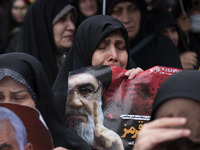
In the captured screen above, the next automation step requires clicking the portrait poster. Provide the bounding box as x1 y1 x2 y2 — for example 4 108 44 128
68 65 182 150
0 103 54 150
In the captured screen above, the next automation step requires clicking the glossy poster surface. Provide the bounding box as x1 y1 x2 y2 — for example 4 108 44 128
103 66 181 149
68 65 182 150
0 103 54 150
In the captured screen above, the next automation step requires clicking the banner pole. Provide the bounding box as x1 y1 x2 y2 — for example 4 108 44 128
102 0 106 15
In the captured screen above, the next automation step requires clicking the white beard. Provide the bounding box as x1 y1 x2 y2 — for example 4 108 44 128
70 114 95 146
68 101 104 146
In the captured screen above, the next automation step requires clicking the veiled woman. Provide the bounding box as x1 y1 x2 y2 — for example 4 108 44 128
53 15 141 119
18 0 77 86
0 52 91 150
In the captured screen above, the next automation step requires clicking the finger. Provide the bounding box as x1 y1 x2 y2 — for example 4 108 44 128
185 57 198 66
134 128 190 150
93 100 100 126
125 67 143 75
94 122 107 139
124 69 132 76
182 64 195 69
124 67 143 79
189 59 198 67
189 52 197 57
124 68 136 76
128 68 143 79
150 128 191 145
105 136 124 149
101 130 114 148
100 129 124 149
145 117 187 129
186 54 198 62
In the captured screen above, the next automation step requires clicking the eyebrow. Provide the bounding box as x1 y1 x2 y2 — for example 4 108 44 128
0 89 28 96
78 83 95 88
10 90 29 95
100 39 110 43
69 83 95 90
0 143 12 150
116 40 125 43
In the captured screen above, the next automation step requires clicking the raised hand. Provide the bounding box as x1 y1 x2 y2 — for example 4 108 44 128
93 101 124 150
133 117 191 150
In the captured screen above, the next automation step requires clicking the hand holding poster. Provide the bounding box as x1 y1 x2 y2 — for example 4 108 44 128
103 66 181 149
66 65 182 150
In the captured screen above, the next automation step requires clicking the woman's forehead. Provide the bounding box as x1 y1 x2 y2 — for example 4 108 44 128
155 98 200 118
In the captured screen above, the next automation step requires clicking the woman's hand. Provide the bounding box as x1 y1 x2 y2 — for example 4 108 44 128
125 67 143 79
180 51 198 69
133 117 191 150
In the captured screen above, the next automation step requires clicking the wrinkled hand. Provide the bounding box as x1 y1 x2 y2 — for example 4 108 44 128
180 51 198 69
52 147 69 150
176 12 191 34
93 101 124 150
133 117 191 150
125 67 143 79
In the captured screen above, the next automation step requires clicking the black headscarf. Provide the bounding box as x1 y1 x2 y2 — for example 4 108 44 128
151 0 179 11
0 52 91 150
0 8 8 53
148 9 200 69
18 0 76 86
152 70 200 119
73 0 102 26
1 0 30 54
106 0 182 70
53 15 136 118
148 9 190 52
106 0 149 47
7 0 25 35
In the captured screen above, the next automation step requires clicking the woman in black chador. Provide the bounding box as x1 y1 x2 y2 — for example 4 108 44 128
0 52 91 150
18 0 77 86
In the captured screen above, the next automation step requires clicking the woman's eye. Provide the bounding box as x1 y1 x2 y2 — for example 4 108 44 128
112 8 122 16
116 42 126 50
97 40 110 50
13 96 25 101
118 46 126 50
128 5 139 13
97 44 107 50
70 16 75 23
60 17 66 22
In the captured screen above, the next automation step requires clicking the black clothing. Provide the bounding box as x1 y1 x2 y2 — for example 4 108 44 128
152 70 200 119
4 0 30 53
151 0 178 11
148 9 200 69
0 52 91 150
106 0 149 46
7 0 23 34
0 8 8 53
107 0 182 70
0 52 64 147
132 35 183 70
53 14 136 119
18 0 74 86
